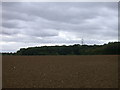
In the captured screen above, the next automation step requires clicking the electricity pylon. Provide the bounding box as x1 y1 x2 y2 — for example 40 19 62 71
81 38 84 45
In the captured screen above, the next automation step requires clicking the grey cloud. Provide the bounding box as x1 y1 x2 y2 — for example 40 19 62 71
2 2 117 24
2 11 36 21
1 28 19 35
2 21 19 28
26 29 59 37
1 2 118 52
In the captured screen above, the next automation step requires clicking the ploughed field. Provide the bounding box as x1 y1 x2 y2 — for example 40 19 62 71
2 55 118 88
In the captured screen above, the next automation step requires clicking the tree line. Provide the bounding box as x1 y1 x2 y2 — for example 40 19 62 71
1 42 120 55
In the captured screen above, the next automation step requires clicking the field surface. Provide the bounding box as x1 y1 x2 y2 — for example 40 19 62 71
2 55 118 88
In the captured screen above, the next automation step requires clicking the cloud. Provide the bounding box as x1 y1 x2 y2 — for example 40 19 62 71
1 2 118 52
2 21 19 28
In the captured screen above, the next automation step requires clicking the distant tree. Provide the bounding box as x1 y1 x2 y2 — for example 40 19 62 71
2 42 120 55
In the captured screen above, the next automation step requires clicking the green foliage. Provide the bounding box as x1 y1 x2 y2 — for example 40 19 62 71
2 42 120 55
1 52 16 55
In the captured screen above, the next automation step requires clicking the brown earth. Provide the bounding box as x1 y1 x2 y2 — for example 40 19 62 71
2 55 118 88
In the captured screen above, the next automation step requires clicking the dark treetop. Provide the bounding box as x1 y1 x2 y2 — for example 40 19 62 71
2 42 120 55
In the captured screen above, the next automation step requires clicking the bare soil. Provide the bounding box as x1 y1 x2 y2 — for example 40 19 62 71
2 55 118 88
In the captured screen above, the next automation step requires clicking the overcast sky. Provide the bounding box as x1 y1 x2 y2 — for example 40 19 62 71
1 2 118 52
